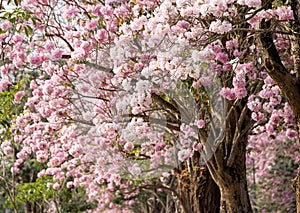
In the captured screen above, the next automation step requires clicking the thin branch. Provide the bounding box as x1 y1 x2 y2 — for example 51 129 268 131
85 61 114 73
45 33 74 51
226 104 250 167
140 184 188 213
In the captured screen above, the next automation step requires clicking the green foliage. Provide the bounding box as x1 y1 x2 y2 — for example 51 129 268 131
58 185 98 212
0 7 40 36
15 176 57 204
13 175 97 212
0 76 31 211
0 78 28 138
7 0 19 6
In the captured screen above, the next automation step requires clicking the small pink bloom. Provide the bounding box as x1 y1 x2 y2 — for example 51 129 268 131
178 149 191 162
37 170 45 178
11 166 20 174
12 35 23 43
275 6 293 21
223 63 233 71
53 182 60 190
193 142 203 151
63 6 79 19
286 129 297 139
226 39 238 50
196 119 205 128
215 52 228 63
251 112 265 121
233 49 242 57
36 151 48 163
14 91 25 104
234 87 247 99
209 20 232 34
95 29 107 42
1 141 13 155
28 55 43 66
45 41 55 51
0 78 10 92
67 181 73 188
71 48 86 60
247 98 262 112
128 200 135 206
86 19 98 30
130 16 147 31
124 142 134 151
245 0 261 7
52 48 63 59
220 88 236 100
16 151 27 160
1 21 12 30
233 77 246 88
0 65 12 75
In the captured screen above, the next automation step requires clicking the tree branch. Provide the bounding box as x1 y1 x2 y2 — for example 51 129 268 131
260 0 300 120
290 0 300 78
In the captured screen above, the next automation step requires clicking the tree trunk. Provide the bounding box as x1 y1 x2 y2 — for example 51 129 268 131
220 169 252 212
212 140 253 213
180 165 220 213
205 97 254 213
141 167 220 213
167 161 221 213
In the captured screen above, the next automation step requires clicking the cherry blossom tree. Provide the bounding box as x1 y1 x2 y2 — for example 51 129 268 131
0 0 299 212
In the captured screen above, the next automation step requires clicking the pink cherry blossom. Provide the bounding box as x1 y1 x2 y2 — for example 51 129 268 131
209 20 232 34
196 119 205 128
1 21 12 30
245 0 261 7
53 182 60 190
178 149 191 162
220 87 236 100
124 142 134 151
0 78 11 92
52 48 63 59
14 91 25 104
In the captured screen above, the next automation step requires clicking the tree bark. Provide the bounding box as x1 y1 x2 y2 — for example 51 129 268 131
210 136 253 213
222 182 252 213
162 159 221 213
179 164 220 213
140 168 220 213
196 168 221 213
204 96 254 213
219 146 252 212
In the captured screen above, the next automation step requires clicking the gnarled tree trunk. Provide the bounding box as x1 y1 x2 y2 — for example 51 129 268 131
218 138 252 212
205 97 255 213
139 164 220 213
209 136 253 213
178 162 220 213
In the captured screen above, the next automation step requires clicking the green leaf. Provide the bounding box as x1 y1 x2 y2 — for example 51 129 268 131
31 17 37 25
24 25 32 37
16 25 22 33
2 12 11 18
10 17 16 23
